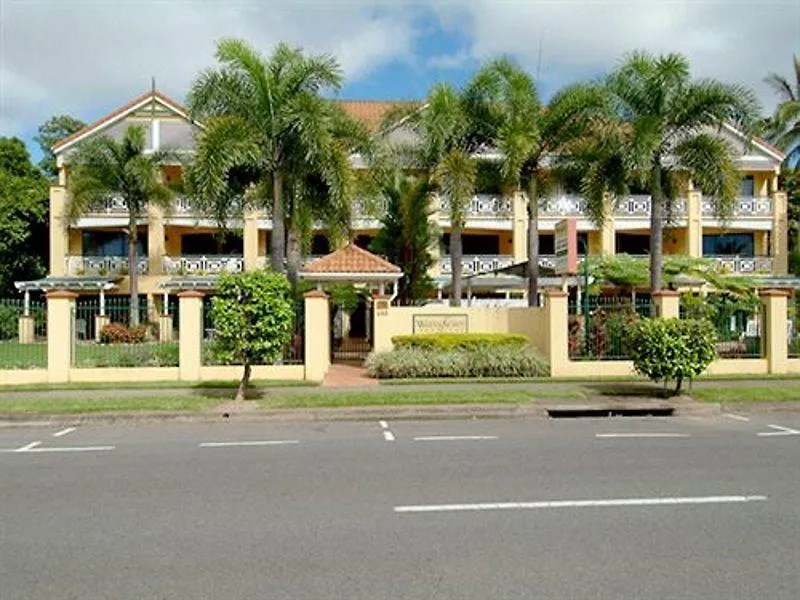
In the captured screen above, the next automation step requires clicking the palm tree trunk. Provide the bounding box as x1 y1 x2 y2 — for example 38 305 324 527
271 170 286 272
235 362 251 402
527 181 540 307
286 225 302 290
649 166 665 293
128 215 140 327
449 223 463 307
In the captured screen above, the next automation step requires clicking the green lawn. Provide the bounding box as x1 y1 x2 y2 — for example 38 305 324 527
0 342 47 369
0 341 180 369
0 395 219 414
692 386 800 404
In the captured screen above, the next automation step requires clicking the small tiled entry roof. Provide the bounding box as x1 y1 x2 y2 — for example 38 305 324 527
303 244 401 274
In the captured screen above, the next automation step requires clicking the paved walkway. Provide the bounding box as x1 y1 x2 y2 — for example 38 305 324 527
322 363 379 388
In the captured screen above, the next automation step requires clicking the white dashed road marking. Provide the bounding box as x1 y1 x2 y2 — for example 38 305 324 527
199 440 299 448
595 433 690 439
53 427 77 438
25 446 114 453
758 424 800 437
380 420 395 442
413 436 498 442
723 414 751 422
16 441 41 452
394 495 768 514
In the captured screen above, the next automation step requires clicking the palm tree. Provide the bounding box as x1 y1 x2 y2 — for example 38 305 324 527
579 51 761 291
67 124 174 326
187 39 343 273
764 54 800 163
467 57 607 306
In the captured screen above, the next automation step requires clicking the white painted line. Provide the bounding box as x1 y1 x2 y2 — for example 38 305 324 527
16 441 42 452
414 435 498 442
595 433 689 439
758 424 800 437
379 420 389 429
723 414 750 422
53 427 77 438
199 440 299 448
383 431 396 442
25 446 115 453
394 495 768 514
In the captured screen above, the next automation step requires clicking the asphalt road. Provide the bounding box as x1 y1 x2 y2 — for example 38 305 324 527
1 412 799 599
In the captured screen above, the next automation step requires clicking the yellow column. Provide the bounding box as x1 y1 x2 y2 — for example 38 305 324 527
178 291 204 381
772 191 788 275
600 194 615 255
544 290 569 377
158 314 174 343
303 290 330 381
760 289 789 374
243 208 260 271
18 316 35 344
46 291 76 383
686 191 703 257
147 204 165 275
512 192 527 263
49 186 69 276
652 290 680 319
371 294 393 353
94 315 110 342
428 195 443 276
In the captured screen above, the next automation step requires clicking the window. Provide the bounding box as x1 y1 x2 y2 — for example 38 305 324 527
442 234 500 255
180 233 243 255
702 233 754 256
739 176 755 197
354 235 373 250
82 231 146 257
616 233 650 255
310 235 331 256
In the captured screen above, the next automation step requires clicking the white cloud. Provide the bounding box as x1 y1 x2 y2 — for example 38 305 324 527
0 0 417 137
432 0 799 111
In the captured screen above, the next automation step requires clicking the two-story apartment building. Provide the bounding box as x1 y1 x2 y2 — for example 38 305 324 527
33 89 788 313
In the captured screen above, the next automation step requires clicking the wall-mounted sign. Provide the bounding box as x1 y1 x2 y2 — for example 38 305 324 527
412 314 468 334
554 218 578 275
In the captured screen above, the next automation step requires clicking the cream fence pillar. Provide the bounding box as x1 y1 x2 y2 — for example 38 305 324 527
178 291 204 381
544 290 569 377
686 191 703 257
304 291 330 382
18 316 35 344
760 289 789 374
652 290 680 319
46 291 76 383
771 191 788 275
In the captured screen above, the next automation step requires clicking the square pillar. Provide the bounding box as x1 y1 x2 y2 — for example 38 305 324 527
760 289 789 374
147 204 166 275
600 194 616 255
544 290 569 377
771 191 788 275
512 191 528 263
371 294 393 353
652 290 680 319
94 315 110 342
178 291 204 381
304 290 330 381
46 291 77 382
158 314 174 343
18 315 35 344
243 208 260 271
49 186 69 276
686 191 703 257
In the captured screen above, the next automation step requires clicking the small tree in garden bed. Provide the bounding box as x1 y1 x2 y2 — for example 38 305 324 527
626 318 716 396
209 270 294 401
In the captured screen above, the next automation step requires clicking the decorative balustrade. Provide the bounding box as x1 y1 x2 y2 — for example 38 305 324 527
352 197 388 219
709 255 773 274
540 195 587 217
437 194 513 218
441 255 515 275
65 255 148 276
163 255 244 275
702 196 772 217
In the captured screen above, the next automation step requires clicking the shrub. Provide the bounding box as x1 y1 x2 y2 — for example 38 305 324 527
366 345 549 379
99 323 148 344
0 303 20 340
391 333 528 351
625 318 716 395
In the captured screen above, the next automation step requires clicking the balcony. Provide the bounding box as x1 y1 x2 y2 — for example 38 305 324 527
441 255 514 275
86 194 196 215
438 194 513 218
163 255 244 275
702 196 772 217
708 255 773 274
65 255 148 276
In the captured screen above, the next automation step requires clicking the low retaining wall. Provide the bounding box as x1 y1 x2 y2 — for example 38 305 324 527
552 360 635 378
0 369 49 386
199 365 305 381
69 367 181 383
705 359 769 376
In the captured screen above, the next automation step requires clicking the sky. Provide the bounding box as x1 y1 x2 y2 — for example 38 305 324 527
1 0 798 162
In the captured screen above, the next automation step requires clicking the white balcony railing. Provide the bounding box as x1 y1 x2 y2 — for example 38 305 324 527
441 255 514 275
87 194 195 215
162 255 244 275
709 255 773 274
65 255 148 276
438 194 513 218
702 196 773 217
540 195 588 217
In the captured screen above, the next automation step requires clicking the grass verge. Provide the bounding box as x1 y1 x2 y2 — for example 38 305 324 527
0 395 219 414
0 380 317 392
692 386 800 404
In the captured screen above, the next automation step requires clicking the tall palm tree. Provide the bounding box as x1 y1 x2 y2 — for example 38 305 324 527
67 124 174 326
187 39 344 273
467 57 607 306
579 51 760 291
764 54 800 164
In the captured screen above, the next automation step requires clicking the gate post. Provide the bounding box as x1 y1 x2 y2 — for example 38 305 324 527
178 291 204 381
760 289 789 374
46 291 76 383
304 290 330 381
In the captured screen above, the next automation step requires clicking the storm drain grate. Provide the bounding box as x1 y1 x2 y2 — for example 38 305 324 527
546 407 674 419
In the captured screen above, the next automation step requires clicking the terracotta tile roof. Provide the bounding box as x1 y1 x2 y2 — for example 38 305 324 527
52 89 189 152
337 100 421 131
304 243 401 273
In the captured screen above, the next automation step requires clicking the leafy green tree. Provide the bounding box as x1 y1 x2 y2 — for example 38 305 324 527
764 54 800 164
66 124 174 325
467 57 607 305
371 172 436 304
34 115 86 178
187 39 354 281
626 318 716 395
209 270 294 401
0 138 49 295
577 51 761 291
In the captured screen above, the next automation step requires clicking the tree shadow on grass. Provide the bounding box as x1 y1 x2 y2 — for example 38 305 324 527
583 383 674 399
189 387 267 401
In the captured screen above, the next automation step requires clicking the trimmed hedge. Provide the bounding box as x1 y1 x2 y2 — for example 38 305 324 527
366 346 548 379
391 333 528 351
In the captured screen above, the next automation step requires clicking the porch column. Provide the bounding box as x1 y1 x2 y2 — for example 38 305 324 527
95 288 109 342
243 207 260 271
158 291 173 343
600 193 616 255
147 204 166 275
771 191 788 275
686 190 703 257
304 290 330 382
512 191 527 263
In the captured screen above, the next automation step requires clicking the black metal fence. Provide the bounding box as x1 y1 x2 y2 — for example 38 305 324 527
568 296 652 360
0 297 47 369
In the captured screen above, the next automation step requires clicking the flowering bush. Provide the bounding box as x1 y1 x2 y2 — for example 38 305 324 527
99 323 148 344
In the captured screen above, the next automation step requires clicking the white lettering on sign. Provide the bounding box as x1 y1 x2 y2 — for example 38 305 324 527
412 315 468 334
